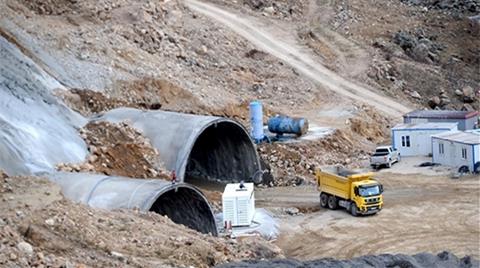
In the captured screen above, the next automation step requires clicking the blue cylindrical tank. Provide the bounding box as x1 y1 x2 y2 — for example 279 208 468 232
268 115 309 136
249 101 264 141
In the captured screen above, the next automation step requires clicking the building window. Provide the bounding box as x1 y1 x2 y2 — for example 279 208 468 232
461 148 467 159
401 136 411 147
439 143 444 154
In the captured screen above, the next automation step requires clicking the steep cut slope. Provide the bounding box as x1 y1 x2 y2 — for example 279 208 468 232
0 35 87 175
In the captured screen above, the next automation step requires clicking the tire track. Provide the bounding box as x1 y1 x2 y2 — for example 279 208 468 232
184 0 411 118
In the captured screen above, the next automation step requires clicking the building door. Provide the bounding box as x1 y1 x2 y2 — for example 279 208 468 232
449 141 456 166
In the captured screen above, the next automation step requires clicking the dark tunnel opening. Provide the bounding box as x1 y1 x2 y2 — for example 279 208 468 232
149 187 218 235
185 122 260 185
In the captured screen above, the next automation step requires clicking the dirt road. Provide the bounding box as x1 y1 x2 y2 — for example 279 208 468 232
256 172 480 260
185 0 411 118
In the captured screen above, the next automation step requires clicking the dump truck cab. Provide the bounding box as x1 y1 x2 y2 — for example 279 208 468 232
316 169 384 216
349 180 383 216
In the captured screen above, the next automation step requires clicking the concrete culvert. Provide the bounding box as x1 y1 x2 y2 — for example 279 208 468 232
150 187 217 235
99 108 262 184
48 173 218 235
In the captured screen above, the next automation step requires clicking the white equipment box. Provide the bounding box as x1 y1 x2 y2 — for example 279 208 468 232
222 183 255 227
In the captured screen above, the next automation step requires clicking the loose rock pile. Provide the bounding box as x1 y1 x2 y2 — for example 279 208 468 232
400 0 479 14
428 86 479 110
217 251 478 268
57 121 170 179
454 86 479 110
241 0 306 19
393 29 444 64
258 144 315 187
257 128 376 187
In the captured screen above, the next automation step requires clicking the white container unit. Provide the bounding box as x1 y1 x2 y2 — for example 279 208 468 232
222 183 255 227
432 130 480 172
391 122 458 156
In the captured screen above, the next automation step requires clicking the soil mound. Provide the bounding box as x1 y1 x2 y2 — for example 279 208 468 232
57 121 169 179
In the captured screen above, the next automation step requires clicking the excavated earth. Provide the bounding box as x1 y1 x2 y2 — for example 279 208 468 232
0 172 282 268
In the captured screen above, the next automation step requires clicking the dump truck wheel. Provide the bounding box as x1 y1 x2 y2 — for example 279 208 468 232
320 193 328 208
327 196 338 210
350 203 358 216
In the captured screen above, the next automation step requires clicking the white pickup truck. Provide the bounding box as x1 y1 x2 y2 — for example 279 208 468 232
370 146 400 169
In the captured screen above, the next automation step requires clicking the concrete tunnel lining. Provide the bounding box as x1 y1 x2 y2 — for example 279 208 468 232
99 108 262 184
185 121 261 184
48 173 218 235
149 186 218 235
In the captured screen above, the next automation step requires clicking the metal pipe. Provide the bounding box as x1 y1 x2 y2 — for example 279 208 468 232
48 172 218 235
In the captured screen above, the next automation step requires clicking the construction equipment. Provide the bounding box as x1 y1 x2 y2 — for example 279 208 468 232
316 169 383 216
222 182 255 227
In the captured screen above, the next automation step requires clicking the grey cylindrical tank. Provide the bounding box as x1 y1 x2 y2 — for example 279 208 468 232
48 172 218 235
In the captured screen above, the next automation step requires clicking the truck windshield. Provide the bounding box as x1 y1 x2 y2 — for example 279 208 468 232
359 185 380 197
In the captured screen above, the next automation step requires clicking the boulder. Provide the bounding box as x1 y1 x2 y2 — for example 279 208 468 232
393 31 417 50
17 242 34 256
462 86 474 97
264 6 275 14
440 97 451 106
428 96 441 108
409 90 422 99
461 103 475 111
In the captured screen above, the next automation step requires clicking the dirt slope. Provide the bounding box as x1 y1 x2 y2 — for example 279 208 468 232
186 0 412 118
0 173 281 267
206 0 479 111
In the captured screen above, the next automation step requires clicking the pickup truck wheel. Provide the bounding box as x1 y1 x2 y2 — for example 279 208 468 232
387 161 392 168
320 193 328 208
327 196 338 210
350 204 359 217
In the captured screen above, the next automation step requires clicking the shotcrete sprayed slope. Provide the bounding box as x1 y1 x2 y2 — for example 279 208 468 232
0 36 87 175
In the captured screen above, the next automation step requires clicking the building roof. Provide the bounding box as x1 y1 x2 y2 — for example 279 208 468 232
392 122 458 130
432 130 480 145
403 109 479 120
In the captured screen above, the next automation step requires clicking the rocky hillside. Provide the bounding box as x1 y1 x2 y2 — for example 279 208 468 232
212 0 480 111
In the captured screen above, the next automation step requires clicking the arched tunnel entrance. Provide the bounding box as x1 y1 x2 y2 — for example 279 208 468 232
48 173 219 236
99 109 262 185
185 121 260 185
149 187 218 235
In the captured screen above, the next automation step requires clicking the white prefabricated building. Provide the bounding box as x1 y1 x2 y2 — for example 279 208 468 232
222 182 255 227
432 130 480 172
391 122 458 156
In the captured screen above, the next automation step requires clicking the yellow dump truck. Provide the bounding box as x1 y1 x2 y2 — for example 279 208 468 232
316 169 383 216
